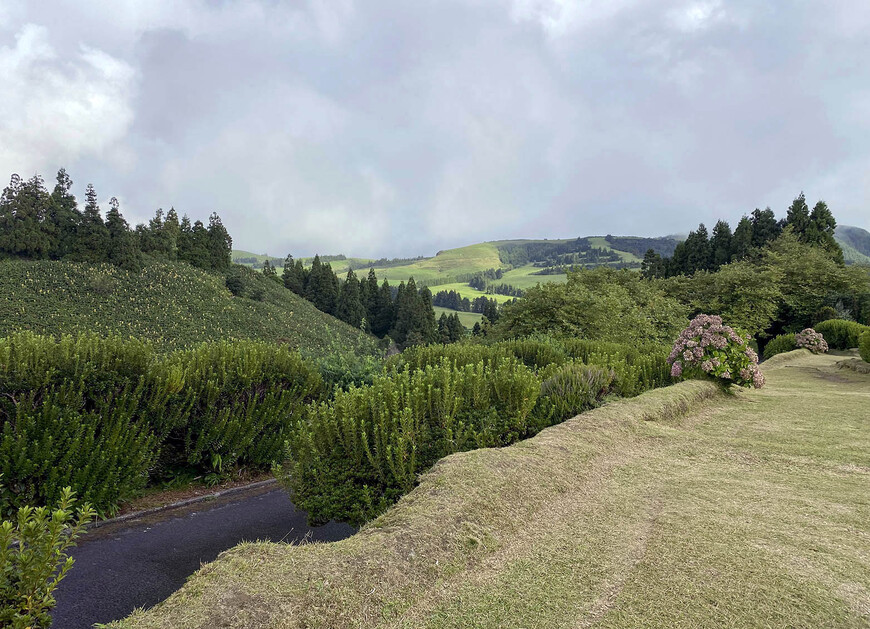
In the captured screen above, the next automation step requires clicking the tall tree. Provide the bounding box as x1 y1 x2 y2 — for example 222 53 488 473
206 212 232 271
105 197 141 271
447 313 465 342
0 174 52 259
305 255 338 314
282 255 304 293
684 223 711 274
262 259 277 278
750 207 781 248
785 193 811 240
73 184 110 263
709 220 733 269
336 269 367 329
640 249 665 279
371 279 395 337
731 215 754 261
163 208 181 260
48 168 81 259
806 200 844 264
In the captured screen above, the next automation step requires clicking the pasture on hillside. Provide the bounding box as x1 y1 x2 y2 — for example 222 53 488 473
112 350 870 629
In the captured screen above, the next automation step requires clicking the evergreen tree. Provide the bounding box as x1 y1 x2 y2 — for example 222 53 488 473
785 193 811 240
105 197 141 271
418 286 438 343
482 298 499 324
48 168 81 259
640 249 665 279
262 259 277 278
669 240 689 276
177 214 194 263
437 313 450 344
282 255 305 293
731 215 754 260
189 220 212 269
371 279 395 337
392 279 434 348
206 212 232 271
710 220 733 269
163 208 181 260
305 255 338 314
0 174 52 259
750 207 781 248
73 184 110 262
362 268 380 325
806 200 844 263
472 321 482 336
447 313 465 342
684 223 711 273
336 269 366 328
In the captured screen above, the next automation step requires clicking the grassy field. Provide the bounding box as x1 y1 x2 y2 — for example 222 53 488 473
0 260 376 356
432 306 483 328
113 350 870 628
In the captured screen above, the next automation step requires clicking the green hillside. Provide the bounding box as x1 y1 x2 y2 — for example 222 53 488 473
835 225 870 265
0 260 377 356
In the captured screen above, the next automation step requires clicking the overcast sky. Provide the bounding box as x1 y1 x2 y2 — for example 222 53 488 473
1 1 868 257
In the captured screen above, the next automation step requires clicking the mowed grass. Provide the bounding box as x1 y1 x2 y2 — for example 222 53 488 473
432 306 483 328
365 243 504 285
114 350 870 629
586 236 642 263
0 260 376 356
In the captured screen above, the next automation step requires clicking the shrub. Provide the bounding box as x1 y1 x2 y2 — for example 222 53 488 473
280 358 541 526
860 331 870 363
815 319 870 350
0 486 96 629
668 314 764 388
536 363 614 425
0 333 178 515
795 328 828 354
762 334 797 360
161 340 324 474
225 273 245 296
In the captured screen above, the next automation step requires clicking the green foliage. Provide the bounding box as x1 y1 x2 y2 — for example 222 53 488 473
762 334 797 360
536 363 614 424
0 259 377 357
859 331 870 363
814 319 870 350
0 486 96 629
280 359 542 525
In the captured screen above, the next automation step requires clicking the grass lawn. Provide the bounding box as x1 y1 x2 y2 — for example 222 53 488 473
432 306 483 328
114 350 870 628
427 282 515 304
586 237 642 262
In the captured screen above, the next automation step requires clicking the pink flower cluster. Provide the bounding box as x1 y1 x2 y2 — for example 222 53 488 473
668 314 764 388
795 328 828 354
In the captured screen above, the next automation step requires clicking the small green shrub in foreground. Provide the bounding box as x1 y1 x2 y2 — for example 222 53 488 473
815 319 870 350
860 331 870 363
0 487 95 629
763 334 797 360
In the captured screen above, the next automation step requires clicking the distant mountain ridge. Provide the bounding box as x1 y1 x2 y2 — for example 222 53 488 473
835 225 870 265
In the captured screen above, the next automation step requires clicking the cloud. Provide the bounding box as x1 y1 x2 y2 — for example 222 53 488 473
0 23 136 182
1 1 868 256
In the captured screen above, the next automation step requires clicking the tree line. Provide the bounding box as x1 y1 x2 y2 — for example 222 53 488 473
0 170 232 273
257 254 465 348
641 194 842 278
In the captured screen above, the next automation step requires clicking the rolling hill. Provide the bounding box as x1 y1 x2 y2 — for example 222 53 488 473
836 225 870 265
0 260 377 357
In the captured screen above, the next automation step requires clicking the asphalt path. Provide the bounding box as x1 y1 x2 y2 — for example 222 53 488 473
52 486 356 629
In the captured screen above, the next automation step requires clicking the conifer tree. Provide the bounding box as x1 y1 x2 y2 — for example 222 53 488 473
447 313 465 342
305 255 338 314
0 174 52 259
684 223 711 273
48 168 81 259
163 208 181 260
336 269 366 328
418 286 438 344
710 220 733 269
731 215 754 261
785 193 811 240
262 259 277 278
806 200 844 263
282 255 304 293
438 313 450 344
750 207 781 248
640 249 665 279
206 212 232 271
371 279 395 337
177 214 194 262
74 184 110 263
105 197 141 271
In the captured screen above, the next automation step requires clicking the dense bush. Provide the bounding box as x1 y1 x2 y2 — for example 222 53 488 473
795 328 828 354
815 319 870 350
762 333 797 360
0 486 95 629
668 314 764 388
160 341 324 475
0 333 178 514
536 363 614 424
860 331 870 363
280 358 541 525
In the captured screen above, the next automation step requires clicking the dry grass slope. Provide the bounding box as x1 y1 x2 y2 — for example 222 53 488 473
114 351 870 629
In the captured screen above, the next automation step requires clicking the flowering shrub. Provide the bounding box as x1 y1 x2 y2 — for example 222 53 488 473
794 328 828 354
668 314 764 388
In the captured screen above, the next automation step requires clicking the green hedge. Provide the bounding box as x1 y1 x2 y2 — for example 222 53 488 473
763 333 797 360
280 358 542 526
0 333 323 517
860 331 870 363
815 319 870 350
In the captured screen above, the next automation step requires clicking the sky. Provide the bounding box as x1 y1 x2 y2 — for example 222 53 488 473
1 1 868 257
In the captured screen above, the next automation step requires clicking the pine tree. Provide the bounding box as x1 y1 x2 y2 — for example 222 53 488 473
438 313 450 344
0 174 52 259
188 220 212 269
336 269 366 328
48 168 81 259
731 216 754 260
371 279 395 337
447 313 465 342
640 249 664 279
684 224 711 273
177 214 194 263
262 259 277 278
806 200 844 263
785 193 811 241
282 255 304 293
750 207 780 248
206 212 232 271
418 286 438 344
305 255 338 314
163 208 181 260
482 298 499 324
363 268 380 324
74 184 110 262
710 220 732 269
105 197 141 271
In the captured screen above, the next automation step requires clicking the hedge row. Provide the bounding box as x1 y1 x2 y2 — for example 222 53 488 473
815 319 870 350
282 337 672 526
762 333 797 360
0 333 323 516
860 331 870 363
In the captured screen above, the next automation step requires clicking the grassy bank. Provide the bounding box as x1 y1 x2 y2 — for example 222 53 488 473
114 351 870 628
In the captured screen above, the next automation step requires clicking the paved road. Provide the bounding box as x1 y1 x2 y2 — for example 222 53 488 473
53 486 355 629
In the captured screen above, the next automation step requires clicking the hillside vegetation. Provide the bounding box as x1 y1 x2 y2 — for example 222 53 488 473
0 260 376 356
113 351 870 629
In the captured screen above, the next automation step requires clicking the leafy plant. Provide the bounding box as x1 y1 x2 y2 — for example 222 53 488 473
762 333 797 360
814 319 870 350
859 331 870 364
0 486 96 629
668 314 764 388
